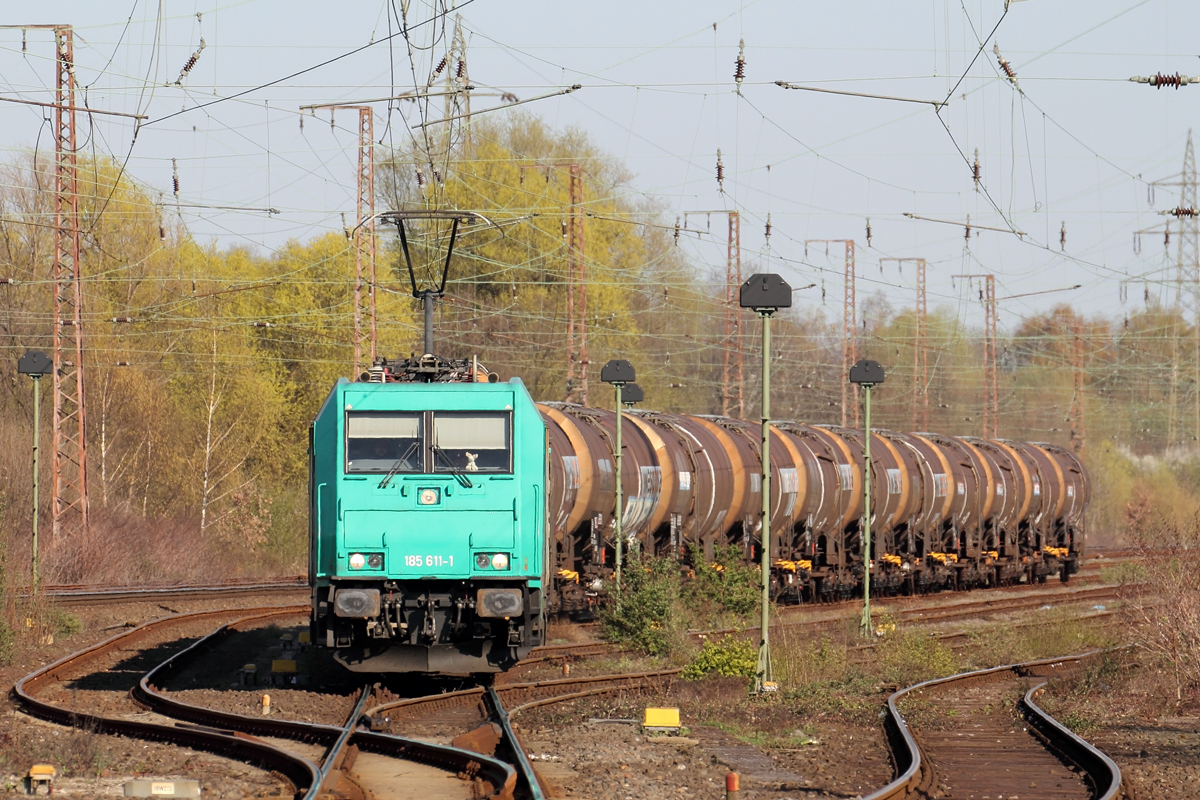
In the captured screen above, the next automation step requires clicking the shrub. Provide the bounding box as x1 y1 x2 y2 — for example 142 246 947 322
600 556 685 656
775 632 848 687
683 544 760 621
875 627 960 686
683 635 757 680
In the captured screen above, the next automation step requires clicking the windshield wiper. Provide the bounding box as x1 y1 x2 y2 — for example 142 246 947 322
434 445 474 488
378 441 420 489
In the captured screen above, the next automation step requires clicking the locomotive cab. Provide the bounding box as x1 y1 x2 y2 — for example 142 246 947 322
309 359 548 674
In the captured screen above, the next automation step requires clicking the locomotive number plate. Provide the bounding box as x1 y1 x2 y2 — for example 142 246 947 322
404 554 454 567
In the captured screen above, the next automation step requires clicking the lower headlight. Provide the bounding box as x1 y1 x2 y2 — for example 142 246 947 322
349 553 366 570
366 553 384 569
491 553 510 570
334 588 380 618
475 553 491 569
476 588 523 618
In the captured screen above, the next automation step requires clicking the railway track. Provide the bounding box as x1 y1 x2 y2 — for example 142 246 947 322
32 576 307 606
15 606 525 799
866 652 1122 800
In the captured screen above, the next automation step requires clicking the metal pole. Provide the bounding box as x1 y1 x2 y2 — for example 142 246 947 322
31 374 40 591
860 384 873 637
423 292 434 355
614 382 623 590
756 311 774 691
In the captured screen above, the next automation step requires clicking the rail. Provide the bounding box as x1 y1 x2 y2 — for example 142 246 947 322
13 606 319 795
34 577 307 605
486 687 547 800
863 651 1123 800
132 608 519 799
1021 681 1122 800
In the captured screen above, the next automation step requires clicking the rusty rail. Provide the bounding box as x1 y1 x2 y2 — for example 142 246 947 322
13 606 319 796
34 577 307 606
133 608 518 799
863 651 1123 800
1021 681 1122 800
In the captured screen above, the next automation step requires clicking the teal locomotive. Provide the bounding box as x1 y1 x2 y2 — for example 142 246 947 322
308 355 546 674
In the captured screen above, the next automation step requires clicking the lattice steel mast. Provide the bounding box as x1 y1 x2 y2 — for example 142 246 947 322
881 257 928 430
51 26 89 540
807 240 857 426
953 274 997 439
304 105 377 372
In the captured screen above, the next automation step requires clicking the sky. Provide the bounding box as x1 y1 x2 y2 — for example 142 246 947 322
0 0 1197 332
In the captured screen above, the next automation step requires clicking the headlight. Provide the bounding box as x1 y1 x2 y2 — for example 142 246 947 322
475 553 491 569
366 553 384 569
349 553 366 570
491 553 510 570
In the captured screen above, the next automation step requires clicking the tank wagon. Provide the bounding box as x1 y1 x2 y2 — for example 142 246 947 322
541 407 1089 614
310 356 1089 673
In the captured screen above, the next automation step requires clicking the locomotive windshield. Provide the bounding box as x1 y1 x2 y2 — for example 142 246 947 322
346 412 422 473
433 412 511 473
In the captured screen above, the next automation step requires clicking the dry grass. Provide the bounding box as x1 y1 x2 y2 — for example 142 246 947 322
1122 494 1200 703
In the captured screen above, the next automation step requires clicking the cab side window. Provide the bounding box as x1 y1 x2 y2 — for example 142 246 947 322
433 412 511 473
346 412 423 473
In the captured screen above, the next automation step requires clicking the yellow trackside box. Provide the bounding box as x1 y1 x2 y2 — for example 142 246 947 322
643 707 681 730
271 659 297 674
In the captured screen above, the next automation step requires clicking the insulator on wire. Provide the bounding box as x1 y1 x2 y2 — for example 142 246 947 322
973 148 981 191
864 217 871 248
175 37 206 85
964 214 971 242
171 158 180 197
433 56 447 77
299 114 303 132
716 149 725 194
1130 73 1199 89
22 29 26 53
1165 221 1171 248
456 59 466 79
416 169 425 187
1162 206 1198 217
993 44 1019 90
341 212 351 240
252 322 272 328
561 218 568 239
765 213 772 245
1060 221 1067 251
673 216 681 246
1133 232 1141 255
734 38 746 92
330 112 336 132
